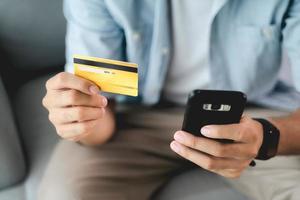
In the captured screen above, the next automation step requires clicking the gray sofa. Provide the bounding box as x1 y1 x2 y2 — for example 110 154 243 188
0 0 248 199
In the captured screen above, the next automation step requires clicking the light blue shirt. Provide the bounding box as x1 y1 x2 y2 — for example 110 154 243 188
64 0 300 111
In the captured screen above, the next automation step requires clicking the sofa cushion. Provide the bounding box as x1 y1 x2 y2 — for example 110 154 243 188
0 76 26 189
13 75 59 200
0 0 66 70
0 184 25 200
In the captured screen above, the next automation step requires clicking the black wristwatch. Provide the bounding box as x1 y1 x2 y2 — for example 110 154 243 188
254 118 280 160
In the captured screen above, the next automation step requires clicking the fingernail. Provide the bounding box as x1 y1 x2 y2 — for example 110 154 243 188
201 126 211 136
170 141 181 153
174 131 185 143
89 85 99 95
102 97 108 106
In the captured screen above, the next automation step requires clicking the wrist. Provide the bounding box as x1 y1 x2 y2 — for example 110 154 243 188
252 118 264 149
79 105 116 146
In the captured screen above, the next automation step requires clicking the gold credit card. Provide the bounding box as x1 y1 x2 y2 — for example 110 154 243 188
73 55 138 97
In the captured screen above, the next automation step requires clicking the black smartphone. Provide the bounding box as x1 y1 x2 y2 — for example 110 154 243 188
182 90 247 137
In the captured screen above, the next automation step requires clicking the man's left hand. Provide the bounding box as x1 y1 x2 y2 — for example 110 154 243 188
170 116 263 178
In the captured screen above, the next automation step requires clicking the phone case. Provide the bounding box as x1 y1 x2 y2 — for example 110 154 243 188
182 90 247 137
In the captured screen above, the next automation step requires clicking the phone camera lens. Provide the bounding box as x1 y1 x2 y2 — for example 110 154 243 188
211 104 221 110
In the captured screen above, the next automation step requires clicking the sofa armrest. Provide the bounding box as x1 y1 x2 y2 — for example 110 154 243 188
0 75 26 189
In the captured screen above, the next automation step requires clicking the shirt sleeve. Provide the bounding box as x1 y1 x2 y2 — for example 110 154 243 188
282 0 300 92
63 0 126 99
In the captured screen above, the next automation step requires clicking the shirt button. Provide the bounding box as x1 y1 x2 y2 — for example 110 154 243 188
132 32 141 41
262 27 273 40
162 48 169 55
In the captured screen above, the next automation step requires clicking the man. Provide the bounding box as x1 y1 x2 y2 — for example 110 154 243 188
39 0 300 199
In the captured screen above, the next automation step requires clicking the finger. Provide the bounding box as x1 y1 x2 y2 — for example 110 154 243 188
170 141 249 171
45 89 107 108
49 106 105 124
56 119 99 139
174 131 253 159
46 72 99 95
216 169 243 179
68 132 90 142
200 123 249 142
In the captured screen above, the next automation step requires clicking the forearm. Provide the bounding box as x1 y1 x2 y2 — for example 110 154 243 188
79 100 116 146
268 108 300 155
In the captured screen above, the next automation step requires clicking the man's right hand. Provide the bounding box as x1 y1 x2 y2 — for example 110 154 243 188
42 72 115 145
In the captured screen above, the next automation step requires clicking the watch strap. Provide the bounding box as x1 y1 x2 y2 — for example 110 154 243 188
254 118 280 160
